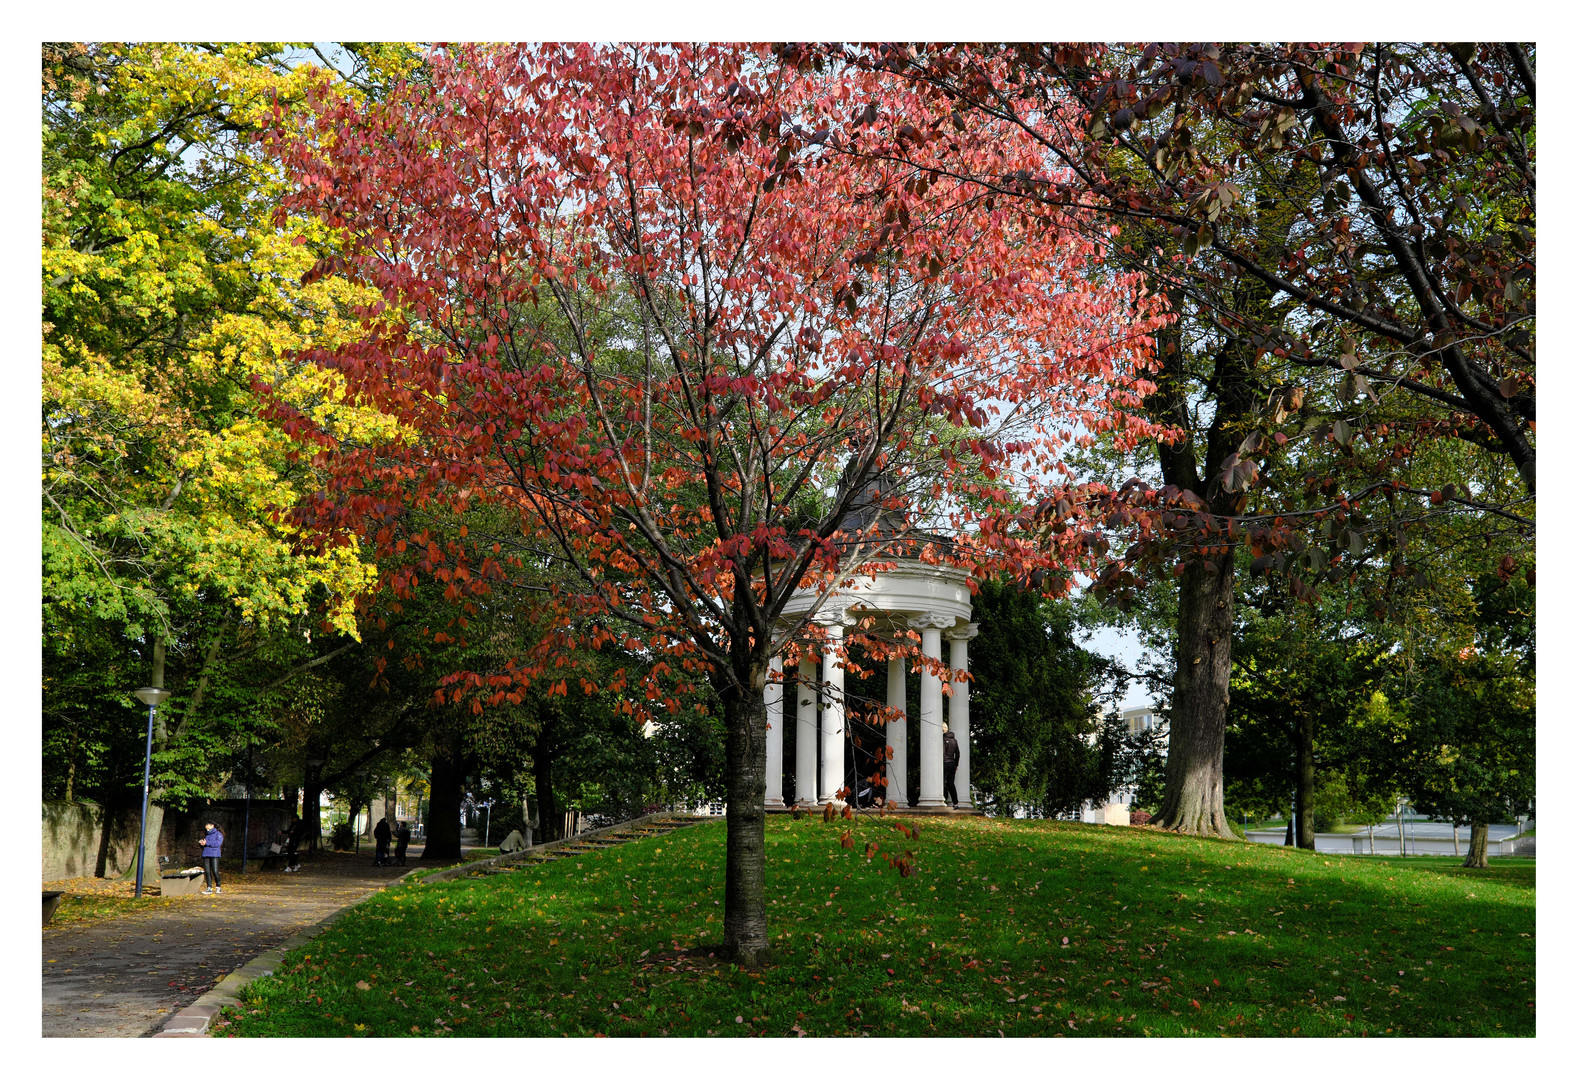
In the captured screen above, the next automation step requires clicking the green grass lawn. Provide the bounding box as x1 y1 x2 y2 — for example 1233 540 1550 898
215 816 1534 1038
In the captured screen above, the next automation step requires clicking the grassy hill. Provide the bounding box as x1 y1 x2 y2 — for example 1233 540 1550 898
217 816 1534 1037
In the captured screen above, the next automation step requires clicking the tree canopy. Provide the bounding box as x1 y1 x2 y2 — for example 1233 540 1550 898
264 41 1167 962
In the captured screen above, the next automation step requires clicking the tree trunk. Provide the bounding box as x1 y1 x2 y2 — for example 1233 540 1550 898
718 672 770 968
532 713 557 843
65 729 79 802
1462 821 1490 868
422 735 465 861
1155 557 1237 838
1295 708 1316 850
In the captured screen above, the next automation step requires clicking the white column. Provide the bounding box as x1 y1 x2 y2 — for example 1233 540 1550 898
885 655 908 808
948 624 979 810
913 615 950 808
764 654 785 808
795 657 818 806
819 620 846 802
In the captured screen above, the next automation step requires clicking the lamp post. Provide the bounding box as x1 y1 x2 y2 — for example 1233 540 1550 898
132 687 171 899
481 800 494 847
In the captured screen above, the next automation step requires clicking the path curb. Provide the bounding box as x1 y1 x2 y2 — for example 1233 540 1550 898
151 867 420 1038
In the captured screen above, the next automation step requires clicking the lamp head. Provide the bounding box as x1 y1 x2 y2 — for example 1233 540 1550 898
133 687 171 707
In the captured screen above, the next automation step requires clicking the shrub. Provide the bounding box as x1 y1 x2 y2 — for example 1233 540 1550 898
330 822 355 851
1129 809 1152 826
1312 775 1354 833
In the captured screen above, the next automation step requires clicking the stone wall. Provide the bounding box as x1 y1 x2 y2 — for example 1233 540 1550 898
43 798 295 882
41 801 140 881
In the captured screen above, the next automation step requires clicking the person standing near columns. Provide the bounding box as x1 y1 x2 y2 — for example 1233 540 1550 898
942 723 960 808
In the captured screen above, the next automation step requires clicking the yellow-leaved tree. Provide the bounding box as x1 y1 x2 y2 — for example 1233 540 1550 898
42 42 418 871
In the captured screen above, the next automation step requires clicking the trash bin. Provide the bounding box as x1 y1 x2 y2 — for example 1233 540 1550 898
43 890 64 926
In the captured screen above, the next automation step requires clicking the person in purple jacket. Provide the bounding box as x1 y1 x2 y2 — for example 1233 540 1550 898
198 822 225 894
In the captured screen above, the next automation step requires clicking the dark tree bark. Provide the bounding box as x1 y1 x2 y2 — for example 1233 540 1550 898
1145 310 1259 841
1295 708 1316 850
531 711 557 843
1156 556 1237 838
422 735 466 861
1462 821 1490 868
718 661 770 969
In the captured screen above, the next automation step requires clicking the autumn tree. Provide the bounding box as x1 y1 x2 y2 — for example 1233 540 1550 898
834 42 1534 836
41 43 420 873
270 42 1164 964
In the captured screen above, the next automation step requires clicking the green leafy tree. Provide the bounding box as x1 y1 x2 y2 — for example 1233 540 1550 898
966 578 1151 816
41 42 419 876
1227 595 1391 848
1392 575 1533 867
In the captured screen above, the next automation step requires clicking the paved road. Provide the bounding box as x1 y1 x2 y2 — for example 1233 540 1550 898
43 850 425 1037
1246 822 1522 856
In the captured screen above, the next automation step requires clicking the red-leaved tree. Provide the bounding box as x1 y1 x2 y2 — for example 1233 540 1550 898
268 43 1165 965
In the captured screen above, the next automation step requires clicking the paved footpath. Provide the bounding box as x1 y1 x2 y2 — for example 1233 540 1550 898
43 849 426 1038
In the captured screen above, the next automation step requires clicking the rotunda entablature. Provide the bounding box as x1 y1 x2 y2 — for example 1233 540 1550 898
777 558 973 631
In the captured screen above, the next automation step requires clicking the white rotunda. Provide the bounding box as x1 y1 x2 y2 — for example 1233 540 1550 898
761 474 981 812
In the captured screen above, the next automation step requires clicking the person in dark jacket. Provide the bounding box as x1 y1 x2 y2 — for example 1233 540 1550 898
198 822 225 894
394 821 411 866
282 818 302 873
374 816 392 866
942 723 961 808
